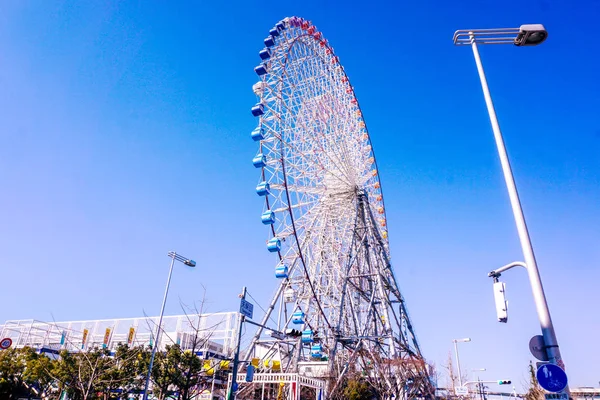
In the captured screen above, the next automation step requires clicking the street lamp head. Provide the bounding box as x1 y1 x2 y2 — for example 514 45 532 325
453 337 471 343
184 259 197 267
515 24 548 46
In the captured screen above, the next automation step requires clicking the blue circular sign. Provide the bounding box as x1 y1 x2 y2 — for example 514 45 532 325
536 364 568 393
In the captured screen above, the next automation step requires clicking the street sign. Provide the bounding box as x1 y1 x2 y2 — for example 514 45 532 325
545 393 568 400
240 298 254 319
0 338 12 349
529 335 549 361
455 386 469 396
536 364 568 393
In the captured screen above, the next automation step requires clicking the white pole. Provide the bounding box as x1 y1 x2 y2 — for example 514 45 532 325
143 255 176 400
453 340 463 387
211 363 217 399
228 287 247 400
469 34 565 370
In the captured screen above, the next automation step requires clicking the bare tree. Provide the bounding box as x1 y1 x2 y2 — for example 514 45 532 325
523 361 544 400
444 351 458 391
142 288 223 400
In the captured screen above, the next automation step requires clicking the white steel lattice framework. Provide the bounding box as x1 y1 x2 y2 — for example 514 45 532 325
0 313 237 357
245 16 434 399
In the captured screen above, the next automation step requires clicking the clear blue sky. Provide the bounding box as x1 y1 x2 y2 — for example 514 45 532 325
1 0 598 391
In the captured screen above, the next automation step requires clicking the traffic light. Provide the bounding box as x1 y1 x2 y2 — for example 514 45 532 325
498 380 511 385
493 281 508 323
285 328 302 337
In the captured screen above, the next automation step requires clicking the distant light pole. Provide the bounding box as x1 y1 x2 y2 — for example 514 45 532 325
472 369 486 400
142 251 196 400
453 25 566 371
452 338 471 387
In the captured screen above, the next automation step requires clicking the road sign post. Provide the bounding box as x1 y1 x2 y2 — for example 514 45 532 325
529 335 549 361
537 364 568 393
0 338 12 349
228 287 250 400
545 393 568 400
240 298 254 319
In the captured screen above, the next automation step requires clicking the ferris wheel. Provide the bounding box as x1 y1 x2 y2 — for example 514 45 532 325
247 16 433 398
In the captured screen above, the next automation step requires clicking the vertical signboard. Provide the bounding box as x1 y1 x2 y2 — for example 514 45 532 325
127 327 135 345
81 329 89 349
240 299 254 319
102 328 111 348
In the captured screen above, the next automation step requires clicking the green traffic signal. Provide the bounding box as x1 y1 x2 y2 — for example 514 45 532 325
498 380 512 385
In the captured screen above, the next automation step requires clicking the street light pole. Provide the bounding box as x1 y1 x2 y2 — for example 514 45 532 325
453 25 565 371
227 286 247 400
142 251 196 400
452 338 471 387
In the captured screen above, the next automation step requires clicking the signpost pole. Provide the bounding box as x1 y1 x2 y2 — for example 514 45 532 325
227 286 247 400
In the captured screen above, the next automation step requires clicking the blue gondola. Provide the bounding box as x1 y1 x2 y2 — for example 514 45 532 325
267 237 281 252
254 64 268 76
251 103 264 117
259 48 271 60
252 153 266 168
276 21 285 31
311 344 322 358
275 264 289 278
261 210 275 225
251 126 265 141
301 330 313 343
256 181 270 196
269 27 280 37
264 36 275 47
292 311 304 324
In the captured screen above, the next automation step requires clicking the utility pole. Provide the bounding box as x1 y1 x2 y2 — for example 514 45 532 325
227 287 247 400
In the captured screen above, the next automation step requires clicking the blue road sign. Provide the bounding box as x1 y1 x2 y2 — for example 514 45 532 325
240 299 254 319
536 364 568 393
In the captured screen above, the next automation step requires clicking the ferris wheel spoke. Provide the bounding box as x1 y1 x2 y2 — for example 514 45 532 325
281 43 357 184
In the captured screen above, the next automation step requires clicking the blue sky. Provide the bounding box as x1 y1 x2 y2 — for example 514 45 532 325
1 0 598 391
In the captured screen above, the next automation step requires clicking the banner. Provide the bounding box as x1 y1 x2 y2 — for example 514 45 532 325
81 329 89 349
102 328 111 348
127 327 135 345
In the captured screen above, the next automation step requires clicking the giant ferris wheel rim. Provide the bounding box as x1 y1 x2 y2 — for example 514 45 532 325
252 14 397 341
245 18 433 396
